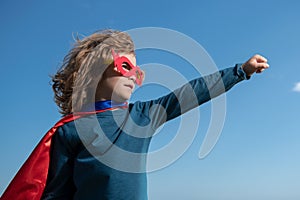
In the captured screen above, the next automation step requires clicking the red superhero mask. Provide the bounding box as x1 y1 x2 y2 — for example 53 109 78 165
112 49 144 86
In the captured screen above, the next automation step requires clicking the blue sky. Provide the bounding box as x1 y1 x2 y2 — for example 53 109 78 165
1 0 300 199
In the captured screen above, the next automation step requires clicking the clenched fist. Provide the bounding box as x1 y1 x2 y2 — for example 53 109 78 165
242 54 269 77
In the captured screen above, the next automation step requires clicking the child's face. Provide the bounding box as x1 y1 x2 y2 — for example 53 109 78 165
97 53 137 103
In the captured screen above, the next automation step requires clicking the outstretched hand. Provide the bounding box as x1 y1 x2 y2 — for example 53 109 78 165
242 54 269 77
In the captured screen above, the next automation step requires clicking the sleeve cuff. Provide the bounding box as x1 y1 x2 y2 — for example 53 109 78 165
236 63 251 80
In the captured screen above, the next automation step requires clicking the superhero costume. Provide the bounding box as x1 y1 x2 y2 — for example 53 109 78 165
1 64 248 200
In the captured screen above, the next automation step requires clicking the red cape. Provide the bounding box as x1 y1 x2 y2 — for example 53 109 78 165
1 108 124 200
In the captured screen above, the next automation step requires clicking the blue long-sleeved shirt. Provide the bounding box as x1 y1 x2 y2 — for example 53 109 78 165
42 64 248 200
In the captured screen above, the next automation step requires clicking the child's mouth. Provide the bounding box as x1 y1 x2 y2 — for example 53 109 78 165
124 84 133 89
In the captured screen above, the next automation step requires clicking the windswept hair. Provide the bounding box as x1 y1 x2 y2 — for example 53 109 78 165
52 30 135 115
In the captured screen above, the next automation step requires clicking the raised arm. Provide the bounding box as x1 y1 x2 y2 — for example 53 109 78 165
146 54 269 129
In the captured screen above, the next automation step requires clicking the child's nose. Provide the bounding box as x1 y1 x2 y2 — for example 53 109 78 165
128 75 137 83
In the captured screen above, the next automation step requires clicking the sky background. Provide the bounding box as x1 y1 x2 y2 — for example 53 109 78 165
1 0 300 199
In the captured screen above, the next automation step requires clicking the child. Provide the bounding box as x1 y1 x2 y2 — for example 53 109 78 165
1 29 269 200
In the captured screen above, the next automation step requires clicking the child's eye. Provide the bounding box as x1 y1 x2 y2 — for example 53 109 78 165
122 63 131 71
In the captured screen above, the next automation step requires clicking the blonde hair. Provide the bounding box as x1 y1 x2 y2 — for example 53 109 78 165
52 29 135 115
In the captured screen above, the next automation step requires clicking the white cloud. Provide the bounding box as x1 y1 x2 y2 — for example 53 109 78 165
293 82 300 92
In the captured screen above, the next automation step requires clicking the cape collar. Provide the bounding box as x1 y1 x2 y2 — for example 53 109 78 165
82 100 128 112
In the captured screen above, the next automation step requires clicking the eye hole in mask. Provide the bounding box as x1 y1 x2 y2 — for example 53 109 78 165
111 49 144 86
